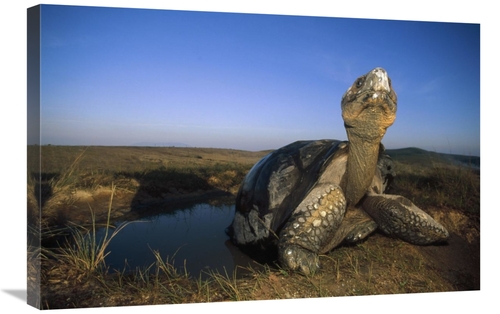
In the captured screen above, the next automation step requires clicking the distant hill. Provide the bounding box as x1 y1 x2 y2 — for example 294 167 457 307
386 147 480 169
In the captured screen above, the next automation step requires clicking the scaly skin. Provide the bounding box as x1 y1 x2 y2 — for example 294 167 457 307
362 193 449 244
278 185 380 274
278 184 345 274
341 67 397 206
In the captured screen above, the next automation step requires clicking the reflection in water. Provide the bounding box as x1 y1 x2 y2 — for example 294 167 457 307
98 196 258 279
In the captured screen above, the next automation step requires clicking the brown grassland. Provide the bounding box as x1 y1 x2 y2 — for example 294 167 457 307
27 145 480 309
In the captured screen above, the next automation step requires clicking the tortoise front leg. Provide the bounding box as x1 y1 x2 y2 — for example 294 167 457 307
278 184 346 274
361 193 449 245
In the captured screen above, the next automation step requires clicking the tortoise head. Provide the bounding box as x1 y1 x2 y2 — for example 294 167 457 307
341 67 397 141
340 68 398 207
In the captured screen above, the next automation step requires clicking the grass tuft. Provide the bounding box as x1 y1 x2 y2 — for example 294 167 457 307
55 184 134 275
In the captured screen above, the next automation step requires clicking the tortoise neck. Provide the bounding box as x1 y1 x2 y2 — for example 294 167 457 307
344 130 382 207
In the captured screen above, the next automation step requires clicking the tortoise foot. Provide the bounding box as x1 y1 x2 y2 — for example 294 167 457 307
278 244 319 275
344 219 378 243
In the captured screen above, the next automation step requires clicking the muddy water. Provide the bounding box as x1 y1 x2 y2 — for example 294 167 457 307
97 196 257 279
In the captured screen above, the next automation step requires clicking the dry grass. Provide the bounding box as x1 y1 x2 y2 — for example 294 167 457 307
28 145 265 207
28 145 480 309
54 184 138 275
389 160 480 219
30 145 265 175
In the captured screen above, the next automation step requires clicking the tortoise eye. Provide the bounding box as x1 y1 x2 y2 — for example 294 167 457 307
355 77 364 88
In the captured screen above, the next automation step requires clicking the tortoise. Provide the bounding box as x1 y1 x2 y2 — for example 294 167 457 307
226 67 449 274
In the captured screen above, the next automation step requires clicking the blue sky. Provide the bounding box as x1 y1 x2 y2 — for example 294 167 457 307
36 4 480 155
